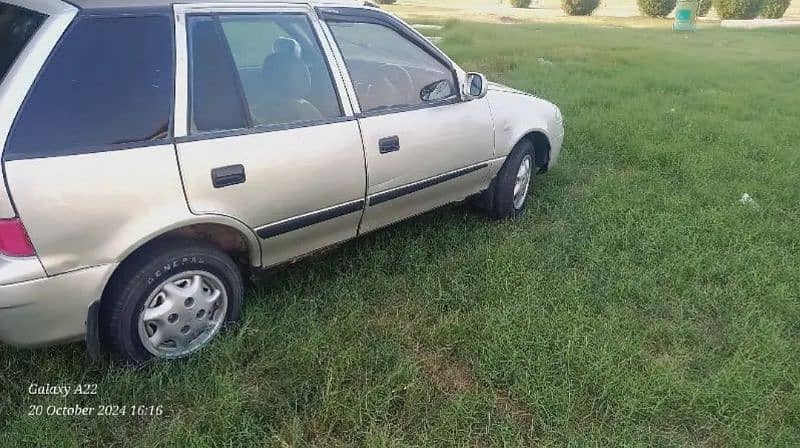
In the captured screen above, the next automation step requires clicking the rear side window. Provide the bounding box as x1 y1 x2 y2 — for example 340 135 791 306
4 14 173 160
0 3 46 84
186 13 343 135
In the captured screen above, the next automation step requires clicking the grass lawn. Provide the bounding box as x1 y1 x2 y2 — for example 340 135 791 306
385 0 800 24
2 21 800 447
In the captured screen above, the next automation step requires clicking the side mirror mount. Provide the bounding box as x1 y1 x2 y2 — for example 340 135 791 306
420 79 455 103
463 72 488 100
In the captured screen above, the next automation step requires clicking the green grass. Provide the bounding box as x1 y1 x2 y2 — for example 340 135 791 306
2 22 800 447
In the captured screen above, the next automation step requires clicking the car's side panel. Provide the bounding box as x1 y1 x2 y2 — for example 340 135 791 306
176 122 367 268
359 101 494 195
177 122 365 229
256 206 362 267
357 99 495 234
362 161 492 234
4 145 263 275
485 88 564 167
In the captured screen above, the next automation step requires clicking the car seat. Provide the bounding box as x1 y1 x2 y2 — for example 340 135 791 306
253 37 323 125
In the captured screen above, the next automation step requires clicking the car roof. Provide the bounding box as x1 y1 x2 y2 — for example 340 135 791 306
68 0 371 11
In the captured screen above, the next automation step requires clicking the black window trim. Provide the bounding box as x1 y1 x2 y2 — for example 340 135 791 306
316 6 463 118
185 13 253 136
2 8 176 162
184 10 349 139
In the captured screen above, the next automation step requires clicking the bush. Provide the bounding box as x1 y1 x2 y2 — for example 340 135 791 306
698 0 713 15
510 0 532 7
714 0 764 18
561 0 601 15
637 0 677 16
759 0 791 17
374 0 396 4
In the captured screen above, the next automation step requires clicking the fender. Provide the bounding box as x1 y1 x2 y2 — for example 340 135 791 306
484 85 563 167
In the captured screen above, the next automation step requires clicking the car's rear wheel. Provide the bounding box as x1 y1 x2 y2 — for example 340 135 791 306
488 138 536 219
101 239 243 365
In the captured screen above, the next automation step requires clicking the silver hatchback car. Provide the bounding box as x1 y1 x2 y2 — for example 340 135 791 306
0 0 563 363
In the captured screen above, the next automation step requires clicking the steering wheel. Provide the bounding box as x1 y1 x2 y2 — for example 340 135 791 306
352 63 415 111
379 63 415 106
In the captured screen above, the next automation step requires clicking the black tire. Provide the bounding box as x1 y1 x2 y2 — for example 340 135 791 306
100 239 243 365
488 139 536 219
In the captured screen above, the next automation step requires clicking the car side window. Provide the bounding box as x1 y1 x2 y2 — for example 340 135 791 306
327 20 456 113
187 13 343 135
5 15 173 160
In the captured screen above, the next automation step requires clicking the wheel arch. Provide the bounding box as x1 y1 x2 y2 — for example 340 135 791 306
87 216 260 353
100 216 260 294
114 216 261 267
512 129 552 172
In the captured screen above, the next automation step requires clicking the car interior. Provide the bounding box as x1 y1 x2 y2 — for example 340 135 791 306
248 37 326 126
231 18 342 126
188 14 458 133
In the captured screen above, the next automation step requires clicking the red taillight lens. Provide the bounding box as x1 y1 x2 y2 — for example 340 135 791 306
0 218 36 257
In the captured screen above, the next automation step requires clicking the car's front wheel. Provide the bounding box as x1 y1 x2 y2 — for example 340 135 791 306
488 138 536 219
101 239 243 364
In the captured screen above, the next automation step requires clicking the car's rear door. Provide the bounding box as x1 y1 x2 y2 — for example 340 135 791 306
173 4 366 267
319 7 494 234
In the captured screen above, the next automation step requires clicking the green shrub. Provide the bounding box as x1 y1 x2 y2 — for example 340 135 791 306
714 0 764 18
374 0 396 4
698 0 713 15
510 0 532 7
759 0 791 17
637 0 677 17
561 0 601 15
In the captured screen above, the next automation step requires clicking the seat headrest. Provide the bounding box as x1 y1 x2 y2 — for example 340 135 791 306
273 37 301 58
262 38 311 99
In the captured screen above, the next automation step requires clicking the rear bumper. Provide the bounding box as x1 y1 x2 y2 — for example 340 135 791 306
0 264 115 347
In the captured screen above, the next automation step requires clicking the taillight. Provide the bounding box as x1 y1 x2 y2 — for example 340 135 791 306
0 218 36 257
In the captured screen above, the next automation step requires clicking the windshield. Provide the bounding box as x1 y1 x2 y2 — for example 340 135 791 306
0 3 46 84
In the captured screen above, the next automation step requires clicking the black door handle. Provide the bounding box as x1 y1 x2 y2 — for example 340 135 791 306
211 164 246 188
378 135 400 154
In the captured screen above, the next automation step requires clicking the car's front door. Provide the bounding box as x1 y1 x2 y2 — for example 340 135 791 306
174 5 367 267
320 8 495 233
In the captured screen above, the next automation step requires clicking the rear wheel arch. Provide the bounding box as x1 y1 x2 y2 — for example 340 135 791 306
88 221 259 356
100 221 258 299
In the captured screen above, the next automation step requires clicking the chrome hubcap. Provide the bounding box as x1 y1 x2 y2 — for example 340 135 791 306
138 270 228 359
513 154 533 209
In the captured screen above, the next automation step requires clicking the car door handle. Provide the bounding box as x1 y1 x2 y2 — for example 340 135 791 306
378 136 400 154
211 164 246 188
